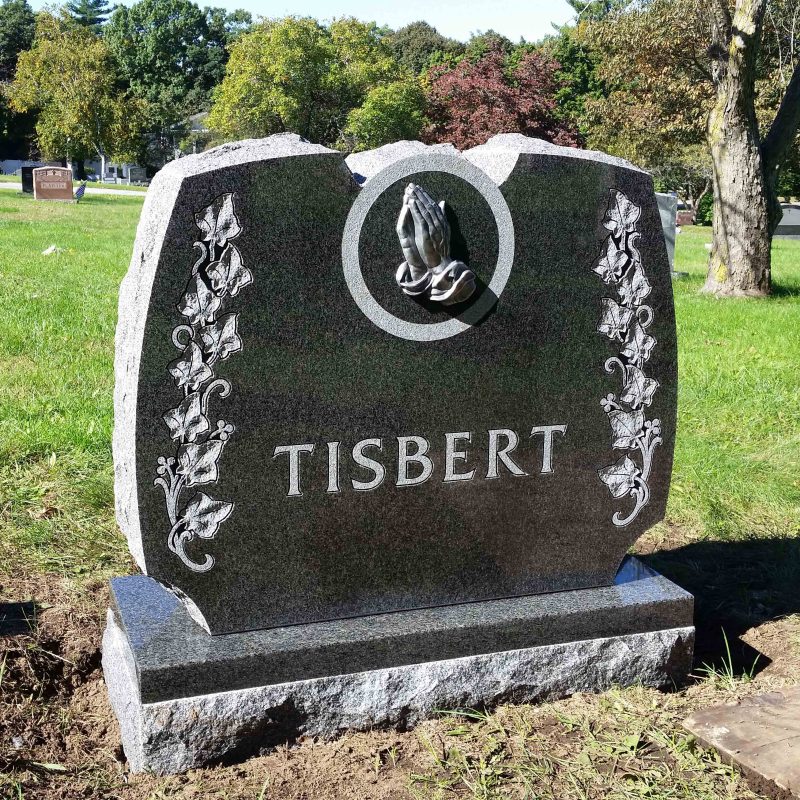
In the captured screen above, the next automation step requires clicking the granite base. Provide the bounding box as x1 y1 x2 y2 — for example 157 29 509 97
102 558 694 774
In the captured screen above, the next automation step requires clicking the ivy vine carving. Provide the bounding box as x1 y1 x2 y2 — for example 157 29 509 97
593 189 662 527
154 193 252 572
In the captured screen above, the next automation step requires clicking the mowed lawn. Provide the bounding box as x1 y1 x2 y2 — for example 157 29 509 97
1 188 799 800
1 191 797 578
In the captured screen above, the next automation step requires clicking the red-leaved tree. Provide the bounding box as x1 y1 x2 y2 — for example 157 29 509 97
423 46 580 150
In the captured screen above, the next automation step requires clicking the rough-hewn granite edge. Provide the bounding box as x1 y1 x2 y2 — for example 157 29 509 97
112 134 342 572
464 133 646 185
103 610 694 775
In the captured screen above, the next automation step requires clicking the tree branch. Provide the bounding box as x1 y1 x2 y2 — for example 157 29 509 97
762 62 800 171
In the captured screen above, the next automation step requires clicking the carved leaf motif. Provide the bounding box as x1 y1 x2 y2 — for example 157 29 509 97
168 341 213 391
201 313 242 361
598 455 640 498
597 298 634 341
593 238 628 283
620 364 658 408
179 492 233 540
163 392 209 442
618 263 652 306
177 273 220 325
608 408 645 449
207 244 252 297
621 320 656 366
603 191 641 239
194 194 241 248
176 439 225 486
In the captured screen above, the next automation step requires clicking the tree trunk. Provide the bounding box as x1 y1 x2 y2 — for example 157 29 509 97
703 102 771 295
702 0 772 297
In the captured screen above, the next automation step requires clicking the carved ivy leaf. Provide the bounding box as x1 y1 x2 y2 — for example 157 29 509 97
179 492 233 540
621 320 656 366
618 263 652 307
194 194 241 248
603 191 641 239
593 238 629 284
598 455 640 499
200 313 242 362
168 341 213 391
177 273 220 325
207 244 252 298
176 439 225 487
597 298 634 341
620 364 658 409
608 408 645 449
163 392 210 442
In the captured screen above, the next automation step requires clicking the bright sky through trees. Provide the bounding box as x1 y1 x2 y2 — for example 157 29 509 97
28 0 576 42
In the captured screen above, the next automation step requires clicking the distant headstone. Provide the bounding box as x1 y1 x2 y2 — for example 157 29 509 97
776 204 800 238
127 166 148 183
104 133 693 774
20 166 34 194
656 192 677 268
33 166 73 202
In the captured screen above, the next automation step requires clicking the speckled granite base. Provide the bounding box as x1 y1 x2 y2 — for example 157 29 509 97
102 558 693 774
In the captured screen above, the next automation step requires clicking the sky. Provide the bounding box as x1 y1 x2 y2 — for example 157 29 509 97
30 0 578 43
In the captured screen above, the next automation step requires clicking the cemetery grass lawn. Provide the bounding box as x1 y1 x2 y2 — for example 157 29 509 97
0 196 798 799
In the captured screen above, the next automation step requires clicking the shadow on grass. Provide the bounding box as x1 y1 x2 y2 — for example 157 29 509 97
769 281 800 299
641 537 800 679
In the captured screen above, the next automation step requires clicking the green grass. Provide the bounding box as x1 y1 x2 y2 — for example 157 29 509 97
667 226 800 540
0 192 143 577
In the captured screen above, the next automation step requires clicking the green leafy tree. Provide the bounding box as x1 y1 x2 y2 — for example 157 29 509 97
342 78 426 151
464 29 514 61
8 11 145 175
583 0 800 296
66 0 110 30
0 0 35 158
105 0 249 162
538 23 605 142
386 21 463 74
208 16 398 146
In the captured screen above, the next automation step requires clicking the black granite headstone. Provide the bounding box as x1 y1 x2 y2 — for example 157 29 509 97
115 134 677 636
21 167 34 194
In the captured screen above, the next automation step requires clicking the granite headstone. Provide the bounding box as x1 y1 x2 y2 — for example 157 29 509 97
20 166 34 194
776 203 800 238
33 166 73 201
105 133 693 773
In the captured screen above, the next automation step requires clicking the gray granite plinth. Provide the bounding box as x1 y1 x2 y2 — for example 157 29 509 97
102 558 693 774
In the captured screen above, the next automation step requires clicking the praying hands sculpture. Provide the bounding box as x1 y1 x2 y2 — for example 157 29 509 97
395 183 477 306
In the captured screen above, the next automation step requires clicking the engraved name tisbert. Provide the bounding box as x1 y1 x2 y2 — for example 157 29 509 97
272 425 567 497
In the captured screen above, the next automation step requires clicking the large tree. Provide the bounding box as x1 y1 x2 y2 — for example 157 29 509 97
66 0 110 31
342 78 426 151
104 0 250 162
0 0 35 158
583 0 800 296
8 11 144 175
386 21 463 74
208 16 398 146
703 0 800 295
423 44 580 150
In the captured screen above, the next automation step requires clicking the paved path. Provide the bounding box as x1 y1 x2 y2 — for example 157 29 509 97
0 182 145 197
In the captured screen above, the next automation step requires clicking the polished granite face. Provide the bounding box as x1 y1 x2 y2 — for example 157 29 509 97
116 134 677 634
110 557 693 703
